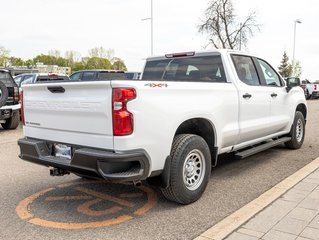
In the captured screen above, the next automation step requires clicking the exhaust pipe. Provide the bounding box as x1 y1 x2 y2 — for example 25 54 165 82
50 168 70 176
133 181 142 187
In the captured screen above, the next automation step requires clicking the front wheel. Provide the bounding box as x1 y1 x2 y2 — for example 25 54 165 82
285 111 305 149
161 134 211 204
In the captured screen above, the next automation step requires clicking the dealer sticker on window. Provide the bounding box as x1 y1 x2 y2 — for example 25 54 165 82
54 144 72 159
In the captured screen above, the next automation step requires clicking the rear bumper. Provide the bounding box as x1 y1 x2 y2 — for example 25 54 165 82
18 138 150 182
0 104 20 120
311 91 319 98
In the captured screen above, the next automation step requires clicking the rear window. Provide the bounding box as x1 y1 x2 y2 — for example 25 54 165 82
142 55 226 82
0 72 16 86
99 72 127 80
36 76 69 82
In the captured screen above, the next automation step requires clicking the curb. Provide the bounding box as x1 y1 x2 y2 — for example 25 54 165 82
194 157 319 240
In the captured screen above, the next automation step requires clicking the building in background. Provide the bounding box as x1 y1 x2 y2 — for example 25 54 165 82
7 62 71 76
35 62 71 75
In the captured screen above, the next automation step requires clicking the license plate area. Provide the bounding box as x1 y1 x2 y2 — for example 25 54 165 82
53 144 72 159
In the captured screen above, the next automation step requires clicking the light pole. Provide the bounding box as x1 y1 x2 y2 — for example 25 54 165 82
142 0 154 56
292 19 302 65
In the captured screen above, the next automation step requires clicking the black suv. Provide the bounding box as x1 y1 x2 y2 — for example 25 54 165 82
0 69 20 130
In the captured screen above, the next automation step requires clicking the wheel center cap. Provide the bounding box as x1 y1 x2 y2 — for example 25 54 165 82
186 162 196 177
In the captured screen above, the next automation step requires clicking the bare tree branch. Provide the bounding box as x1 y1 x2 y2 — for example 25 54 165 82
198 0 260 49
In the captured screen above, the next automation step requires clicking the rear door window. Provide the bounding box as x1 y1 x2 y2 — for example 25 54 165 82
232 55 260 86
142 55 227 82
82 72 96 81
70 72 82 81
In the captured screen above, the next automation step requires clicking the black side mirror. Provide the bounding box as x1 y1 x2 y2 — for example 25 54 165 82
285 77 300 92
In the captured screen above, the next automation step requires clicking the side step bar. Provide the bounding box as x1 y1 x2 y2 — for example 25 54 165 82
235 137 291 159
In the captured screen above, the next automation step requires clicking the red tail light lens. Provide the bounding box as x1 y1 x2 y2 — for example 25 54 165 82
112 88 136 136
14 87 19 103
20 91 25 126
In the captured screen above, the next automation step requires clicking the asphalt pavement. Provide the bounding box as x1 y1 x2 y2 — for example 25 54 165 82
1 100 319 240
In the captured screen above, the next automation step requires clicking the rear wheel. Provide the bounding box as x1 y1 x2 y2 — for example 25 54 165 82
161 134 211 204
1 111 20 130
285 111 305 149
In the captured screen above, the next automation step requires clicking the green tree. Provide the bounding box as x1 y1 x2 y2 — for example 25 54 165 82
0 46 10 67
25 59 34 68
112 58 127 71
72 62 86 72
292 60 302 78
198 0 259 49
278 51 293 78
9 57 25 66
85 57 112 69
33 54 67 67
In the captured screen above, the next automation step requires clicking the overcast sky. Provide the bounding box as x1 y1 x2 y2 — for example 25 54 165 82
1 0 318 80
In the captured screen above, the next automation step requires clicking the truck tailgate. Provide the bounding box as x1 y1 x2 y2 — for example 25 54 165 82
22 81 114 150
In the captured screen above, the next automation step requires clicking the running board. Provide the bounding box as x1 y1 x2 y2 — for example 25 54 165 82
234 137 291 159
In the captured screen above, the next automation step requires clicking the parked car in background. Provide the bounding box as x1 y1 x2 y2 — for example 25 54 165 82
125 71 141 80
0 69 20 129
285 77 319 99
70 70 127 81
14 73 69 88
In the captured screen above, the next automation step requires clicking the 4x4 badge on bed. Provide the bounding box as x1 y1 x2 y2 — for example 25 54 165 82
144 83 168 88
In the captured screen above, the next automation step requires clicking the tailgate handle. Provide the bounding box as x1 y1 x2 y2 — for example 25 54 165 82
47 86 65 93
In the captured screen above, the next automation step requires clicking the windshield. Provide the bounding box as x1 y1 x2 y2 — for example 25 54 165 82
142 55 226 82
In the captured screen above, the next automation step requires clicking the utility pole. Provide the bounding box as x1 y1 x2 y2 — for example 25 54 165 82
142 0 154 56
292 19 302 65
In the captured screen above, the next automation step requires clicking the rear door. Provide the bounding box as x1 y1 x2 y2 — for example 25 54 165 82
23 81 114 150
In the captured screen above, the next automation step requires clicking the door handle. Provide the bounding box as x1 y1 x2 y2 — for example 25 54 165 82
242 93 252 99
47 86 65 93
271 93 278 98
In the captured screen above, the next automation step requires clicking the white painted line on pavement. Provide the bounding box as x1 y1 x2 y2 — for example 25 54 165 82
194 157 319 240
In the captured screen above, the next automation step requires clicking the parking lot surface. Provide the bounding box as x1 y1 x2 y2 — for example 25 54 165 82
1 100 319 240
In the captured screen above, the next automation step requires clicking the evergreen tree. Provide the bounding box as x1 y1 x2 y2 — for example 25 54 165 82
278 51 292 78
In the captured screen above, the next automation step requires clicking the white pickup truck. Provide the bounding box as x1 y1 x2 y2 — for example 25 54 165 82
286 77 319 99
18 50 307 204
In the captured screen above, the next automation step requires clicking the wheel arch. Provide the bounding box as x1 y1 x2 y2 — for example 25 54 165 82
296 103 307 121
147 118 218 189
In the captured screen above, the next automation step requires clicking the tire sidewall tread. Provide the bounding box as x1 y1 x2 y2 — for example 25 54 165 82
162 134 211 204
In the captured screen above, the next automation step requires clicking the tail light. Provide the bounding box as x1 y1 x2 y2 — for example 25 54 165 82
13 87 19 103
314 85 317 91
112 88 136 136
20 91 25 126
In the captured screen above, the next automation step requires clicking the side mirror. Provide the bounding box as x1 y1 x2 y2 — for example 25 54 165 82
285 77 300 92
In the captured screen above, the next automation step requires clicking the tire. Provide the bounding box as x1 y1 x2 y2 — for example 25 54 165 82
161 134 211 204
1 111 20 130
285 111 305 149
0 81 8 108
